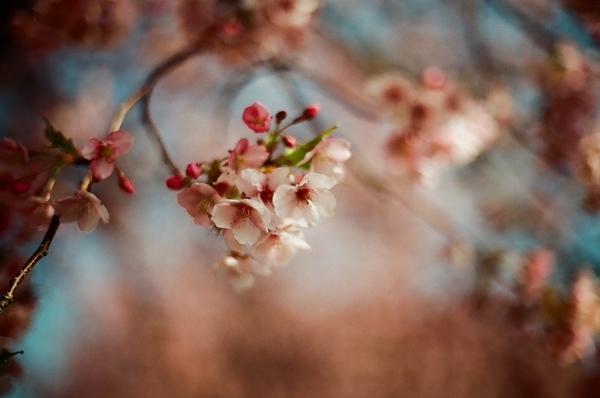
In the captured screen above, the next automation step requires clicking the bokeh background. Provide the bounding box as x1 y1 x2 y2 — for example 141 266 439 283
1 0 600 396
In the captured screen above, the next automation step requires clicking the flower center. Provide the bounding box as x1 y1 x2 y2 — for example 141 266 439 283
101 144 115 159
295 186 312 203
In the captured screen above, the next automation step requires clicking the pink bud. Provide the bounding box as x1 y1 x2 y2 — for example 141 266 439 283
242 102 272 133
166 175 186 190
282 135 297 148
12 179 30 195
302 103 320 120
118 174 135 194
186 163 202 179
421 66 446 89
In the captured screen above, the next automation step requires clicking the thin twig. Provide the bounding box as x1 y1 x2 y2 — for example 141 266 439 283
0 216 61 313
141 90 180 176
108 38 209 133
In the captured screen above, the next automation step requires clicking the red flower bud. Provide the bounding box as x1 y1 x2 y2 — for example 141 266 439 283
282 135 297 148
302 103 320 120
185 163 202 179
118 175 135 194
166 174 186 190
12 179 30 195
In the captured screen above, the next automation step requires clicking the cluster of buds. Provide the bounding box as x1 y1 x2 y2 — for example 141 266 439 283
178 0 320 64
366 67 501 185
476 247 600 365
169 102 351 289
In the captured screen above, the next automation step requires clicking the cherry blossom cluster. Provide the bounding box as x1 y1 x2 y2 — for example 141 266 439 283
178 0 320 63
0 121 134 238
476 247 600 365
366 67 502 185
170 102 351 289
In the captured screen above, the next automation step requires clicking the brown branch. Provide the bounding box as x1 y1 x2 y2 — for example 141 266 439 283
108 38 209 133
141 90 180 176
0 215 61 313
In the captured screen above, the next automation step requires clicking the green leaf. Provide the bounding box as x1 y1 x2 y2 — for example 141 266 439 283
272 125 337 167
43 118 79 156
0 349 22 373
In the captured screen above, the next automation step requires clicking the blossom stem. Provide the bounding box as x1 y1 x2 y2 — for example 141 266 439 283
108 38 209 133
0 216 61 313
141 91 180 175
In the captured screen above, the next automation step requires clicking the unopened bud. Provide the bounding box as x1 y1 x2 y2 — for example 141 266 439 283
166 174 186 190
282 135 297 148
186 163 202 179
275 111 287 123
302 103 320 120
12 179 30 195
117 173 135 194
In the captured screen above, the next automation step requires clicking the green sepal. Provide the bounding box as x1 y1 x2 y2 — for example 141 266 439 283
43 118 79 156
272 125 337 167
0 349 23 373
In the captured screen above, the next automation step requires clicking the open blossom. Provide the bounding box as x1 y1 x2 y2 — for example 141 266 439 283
301 137 351 181
253 227 310 267
177 183 222 226
237 167 293 205
228 138 269 172
54 190 109 232
212 198 271 245
19 196 54 230
82 129 133 181
273 172 336 227
242 102 272 133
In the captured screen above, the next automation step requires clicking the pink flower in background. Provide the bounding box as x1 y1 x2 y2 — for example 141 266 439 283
212 198 271 245
228 138 269 172
55 190 109 232
212 254 269 291
242 102 272 133
20 196 54 230
82 130 133 181
273 172 336 227
177 183 223 226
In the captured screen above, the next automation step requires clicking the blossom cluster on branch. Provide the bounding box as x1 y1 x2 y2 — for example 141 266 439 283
171 102 351 289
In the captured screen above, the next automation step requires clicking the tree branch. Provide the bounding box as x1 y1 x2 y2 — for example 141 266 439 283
0 216 61 313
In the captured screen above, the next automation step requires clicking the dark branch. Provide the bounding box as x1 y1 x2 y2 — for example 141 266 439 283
0 215 61 313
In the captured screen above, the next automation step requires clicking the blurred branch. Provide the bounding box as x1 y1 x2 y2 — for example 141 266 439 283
0 216 60 313
109 37 209 133
141 91 180 176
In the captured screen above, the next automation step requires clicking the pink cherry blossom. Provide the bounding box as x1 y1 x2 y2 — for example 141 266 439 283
81 129 133 181
301 137 351 181
237 167 293 206
242 102 272 133
228 138 269 172
212 254 269 292
252 227 310 267
273 172 336 227
177 183 223 226
54 190 109 232
211 198 271 245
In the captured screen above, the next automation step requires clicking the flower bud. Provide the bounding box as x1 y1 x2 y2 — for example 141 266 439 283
302 103 320 120
117 172 135 194
12 179 30 195
282 134 297 148
186 162 202 179
166 174 186 190
275 110 287 123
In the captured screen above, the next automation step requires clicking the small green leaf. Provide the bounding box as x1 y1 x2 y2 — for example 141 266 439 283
43 118 79 156
272 125 337 167
0 349 22 373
